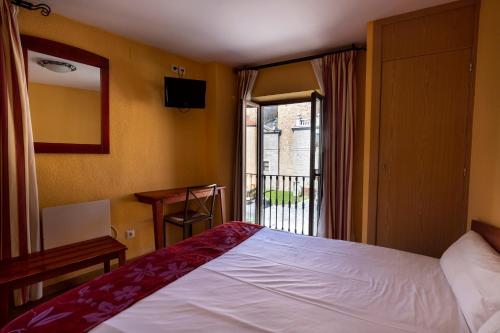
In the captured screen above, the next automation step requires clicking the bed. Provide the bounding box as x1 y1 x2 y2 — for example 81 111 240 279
2 221 499 333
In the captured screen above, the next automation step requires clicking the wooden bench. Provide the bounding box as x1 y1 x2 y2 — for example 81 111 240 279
0 236 127 326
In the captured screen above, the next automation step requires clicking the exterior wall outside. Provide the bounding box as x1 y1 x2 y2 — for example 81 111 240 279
263 132 280 175
247 102 312 182
245 102 312 196
245 126 257 175
291 129 310 177
277 102 311 178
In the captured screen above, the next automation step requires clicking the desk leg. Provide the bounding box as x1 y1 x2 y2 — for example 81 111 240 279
118 251 126 266
219 188 227 224
152 200 164 250
0 285 9 326
104 260 110 273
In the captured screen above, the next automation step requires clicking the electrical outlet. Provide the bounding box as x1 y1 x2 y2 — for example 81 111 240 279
125 229 135 240
171 65 179 73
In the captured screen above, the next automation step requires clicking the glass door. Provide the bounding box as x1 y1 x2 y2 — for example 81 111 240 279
309 92 323 236
242 95 323 235
243 102 259 223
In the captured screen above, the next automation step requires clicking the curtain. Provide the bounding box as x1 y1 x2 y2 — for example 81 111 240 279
312 50 357 240
232 70 258 221
1 1 42 303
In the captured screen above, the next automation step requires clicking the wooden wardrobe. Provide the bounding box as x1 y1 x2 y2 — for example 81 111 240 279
367 0 479 257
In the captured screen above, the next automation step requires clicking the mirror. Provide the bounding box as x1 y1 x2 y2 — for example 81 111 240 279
21 35 109 154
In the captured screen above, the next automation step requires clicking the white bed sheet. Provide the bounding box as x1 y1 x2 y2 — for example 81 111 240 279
92 228 469 333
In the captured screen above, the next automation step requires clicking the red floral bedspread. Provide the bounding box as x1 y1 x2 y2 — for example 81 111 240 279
1 222 262 333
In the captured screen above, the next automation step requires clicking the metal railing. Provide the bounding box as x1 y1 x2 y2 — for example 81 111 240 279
245 173 319 236
295 118 311 127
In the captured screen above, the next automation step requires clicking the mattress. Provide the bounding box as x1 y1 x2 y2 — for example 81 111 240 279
92 228 469 333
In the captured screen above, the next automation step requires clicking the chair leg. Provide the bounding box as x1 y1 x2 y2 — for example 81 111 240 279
183 223 193 239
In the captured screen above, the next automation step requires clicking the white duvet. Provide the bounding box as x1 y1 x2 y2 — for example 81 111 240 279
92 228 469 333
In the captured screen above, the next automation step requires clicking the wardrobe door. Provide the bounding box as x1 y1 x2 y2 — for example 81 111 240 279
373 1 477 257
377 50 471 257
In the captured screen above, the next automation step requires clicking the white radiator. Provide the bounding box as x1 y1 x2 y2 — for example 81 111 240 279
41 199 111 250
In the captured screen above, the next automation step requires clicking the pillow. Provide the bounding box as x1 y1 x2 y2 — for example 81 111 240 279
479 311 500 333
440 230 500 333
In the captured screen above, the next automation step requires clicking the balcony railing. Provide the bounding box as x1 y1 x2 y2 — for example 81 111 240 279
245 173 319 236
295 118 311 127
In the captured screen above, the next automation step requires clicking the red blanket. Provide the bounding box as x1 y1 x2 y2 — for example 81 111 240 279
2 222 262 333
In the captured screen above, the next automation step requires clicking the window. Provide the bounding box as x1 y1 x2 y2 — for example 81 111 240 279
263 160 270 172
242 94 324 236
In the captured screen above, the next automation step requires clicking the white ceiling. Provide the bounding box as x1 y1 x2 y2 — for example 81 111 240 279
28 50 100 91
43 0 454 66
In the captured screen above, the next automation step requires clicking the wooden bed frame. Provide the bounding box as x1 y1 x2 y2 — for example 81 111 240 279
471 220 500 253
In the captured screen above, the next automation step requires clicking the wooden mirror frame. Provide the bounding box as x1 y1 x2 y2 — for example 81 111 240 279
21 35 109 154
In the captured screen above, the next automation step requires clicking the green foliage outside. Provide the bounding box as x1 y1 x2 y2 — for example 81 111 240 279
264 190 307 205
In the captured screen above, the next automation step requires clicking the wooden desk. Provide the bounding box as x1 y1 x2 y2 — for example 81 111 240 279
135 186 226 249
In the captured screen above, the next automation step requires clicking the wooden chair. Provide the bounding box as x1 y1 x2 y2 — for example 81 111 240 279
163 184 217 246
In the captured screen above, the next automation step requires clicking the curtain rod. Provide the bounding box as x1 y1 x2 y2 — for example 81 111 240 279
236 43 366 72
11 0 51 16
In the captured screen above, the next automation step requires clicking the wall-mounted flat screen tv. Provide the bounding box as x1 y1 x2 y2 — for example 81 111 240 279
164 77 206 109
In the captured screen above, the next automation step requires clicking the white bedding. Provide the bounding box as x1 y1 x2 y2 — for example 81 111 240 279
92 228 469 333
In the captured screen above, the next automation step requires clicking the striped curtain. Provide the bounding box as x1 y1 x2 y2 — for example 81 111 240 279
1 1 42 303
233 70 258 221
312 51 357 240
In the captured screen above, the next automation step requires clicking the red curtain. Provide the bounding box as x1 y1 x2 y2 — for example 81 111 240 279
0 0 42 302
312 51 358 240
232 70 258 220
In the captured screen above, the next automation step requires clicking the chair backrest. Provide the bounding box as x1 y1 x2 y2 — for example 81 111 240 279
183 184 217 221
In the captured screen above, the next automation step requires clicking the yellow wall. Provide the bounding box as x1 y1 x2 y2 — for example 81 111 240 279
29 82 101 144
252 61 319 99
467 0 500 228
205 63 237 222
19 10 236 262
